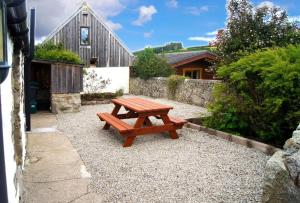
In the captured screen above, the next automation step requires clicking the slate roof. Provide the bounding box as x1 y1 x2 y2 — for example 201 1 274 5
161 51 217 65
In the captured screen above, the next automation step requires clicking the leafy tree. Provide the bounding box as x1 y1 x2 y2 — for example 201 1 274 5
205 46 300 146
132 48 174 79
217 0 300 64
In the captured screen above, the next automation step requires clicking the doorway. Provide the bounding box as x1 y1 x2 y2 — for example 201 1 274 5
31 62 51 111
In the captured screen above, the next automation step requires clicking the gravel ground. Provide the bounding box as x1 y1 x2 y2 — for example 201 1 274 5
57 98 269 203
121 95 209 119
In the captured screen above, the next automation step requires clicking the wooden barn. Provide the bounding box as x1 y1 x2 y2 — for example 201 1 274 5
45 2 132 67
163 51 218 79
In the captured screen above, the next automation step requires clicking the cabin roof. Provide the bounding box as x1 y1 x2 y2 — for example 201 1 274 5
44 2 132 56
161 51 218 67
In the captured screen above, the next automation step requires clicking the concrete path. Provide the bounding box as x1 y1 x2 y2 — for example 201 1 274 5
23 112 102 203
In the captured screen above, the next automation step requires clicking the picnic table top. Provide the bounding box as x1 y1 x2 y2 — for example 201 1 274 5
112 97 173 113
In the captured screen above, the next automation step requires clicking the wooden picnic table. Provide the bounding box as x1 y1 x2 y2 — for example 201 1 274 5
97 97 187 147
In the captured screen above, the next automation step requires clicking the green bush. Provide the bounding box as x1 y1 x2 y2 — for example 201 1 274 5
35 42 82 64
132 48 174 79
167 75 186 99
204 46 300 145
81 92 118 101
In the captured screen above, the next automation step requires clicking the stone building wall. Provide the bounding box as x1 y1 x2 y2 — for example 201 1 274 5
262 124 300 202
51 93 81 114
130 77 219 107
1 37 27 203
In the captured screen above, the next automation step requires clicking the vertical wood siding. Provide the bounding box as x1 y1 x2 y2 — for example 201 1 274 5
51 64 83 93
49 9 132 67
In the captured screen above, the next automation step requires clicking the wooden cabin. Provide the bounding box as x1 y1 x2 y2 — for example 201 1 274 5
163 51 218 79
45 2 132 67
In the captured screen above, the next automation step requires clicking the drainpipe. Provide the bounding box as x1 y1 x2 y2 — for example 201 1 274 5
0 88 8 203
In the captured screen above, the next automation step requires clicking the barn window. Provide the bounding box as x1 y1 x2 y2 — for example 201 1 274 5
80 26 90 45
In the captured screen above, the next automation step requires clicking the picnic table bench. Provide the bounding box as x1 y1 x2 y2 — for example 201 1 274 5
97 97 187 147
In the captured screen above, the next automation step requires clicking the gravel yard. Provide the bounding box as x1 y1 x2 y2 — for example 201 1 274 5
57 96 270 203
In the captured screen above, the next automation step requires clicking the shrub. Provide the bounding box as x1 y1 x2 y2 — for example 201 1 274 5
167 75 186 99
204 46 300 146
83 69 111 93
81 92 117 101
132 48 174 79
35 42 82 64
115 89 124 97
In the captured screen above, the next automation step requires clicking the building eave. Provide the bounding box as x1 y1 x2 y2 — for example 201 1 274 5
170 53 219 68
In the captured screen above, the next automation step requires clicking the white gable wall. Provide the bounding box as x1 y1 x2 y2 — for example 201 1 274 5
83 67 129 94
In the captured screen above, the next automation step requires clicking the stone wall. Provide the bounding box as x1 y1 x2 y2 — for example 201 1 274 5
130 77 219 107
262 124 300 202
51 93 81 114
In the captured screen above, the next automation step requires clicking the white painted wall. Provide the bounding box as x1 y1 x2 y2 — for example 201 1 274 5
83 67 129 94
0 35 26 203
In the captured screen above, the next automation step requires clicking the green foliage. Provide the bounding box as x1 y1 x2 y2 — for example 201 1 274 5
35 42 82 64
134 42 183 55
132 48 174 79
217 0 300 64
167 75 186 99
81 92 118 101
115 89 124 97
205 46 300 145
134 45 215 55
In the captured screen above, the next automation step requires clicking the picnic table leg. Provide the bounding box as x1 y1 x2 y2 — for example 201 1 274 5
123 116 146 147
160 115 179 139
143 117 153 126
103 104 121 130
123 136 136 147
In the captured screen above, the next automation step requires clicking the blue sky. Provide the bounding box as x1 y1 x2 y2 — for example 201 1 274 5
28 0 300 52
110 0 300 51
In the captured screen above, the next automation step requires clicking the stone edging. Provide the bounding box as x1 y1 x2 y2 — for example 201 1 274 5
185 122 280 156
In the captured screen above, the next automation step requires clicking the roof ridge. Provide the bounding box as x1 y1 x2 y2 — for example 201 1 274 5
44 2 132 56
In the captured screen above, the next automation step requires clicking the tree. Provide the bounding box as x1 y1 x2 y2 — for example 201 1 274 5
132 48 174 80
217 0 300 64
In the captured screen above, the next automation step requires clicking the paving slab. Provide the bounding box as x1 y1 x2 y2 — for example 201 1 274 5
23 112 100 203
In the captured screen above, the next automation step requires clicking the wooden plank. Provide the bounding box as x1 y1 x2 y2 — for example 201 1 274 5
112 98 149 112
113 98 173 112
97 113 134 132
127 97 173 110
133 124 175 136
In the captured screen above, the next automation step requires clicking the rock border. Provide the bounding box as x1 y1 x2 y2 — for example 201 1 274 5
185 122 280 155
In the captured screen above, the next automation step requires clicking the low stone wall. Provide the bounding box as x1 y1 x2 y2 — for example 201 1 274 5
130 77 219 107
51 93 81 114
262 124 300 202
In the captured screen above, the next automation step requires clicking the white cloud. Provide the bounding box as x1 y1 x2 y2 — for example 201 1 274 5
35 36 47 45
188 36 215 42
144 30 154 38
257 1 275 9
186 6 208 16
27 0 128 38
105 20 123 31
289 16 300 23
206 30 219 36
133 5 157 26
166 0 178 9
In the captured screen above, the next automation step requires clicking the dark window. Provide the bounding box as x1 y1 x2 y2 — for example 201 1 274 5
90 57 98 67
80 27 90 46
